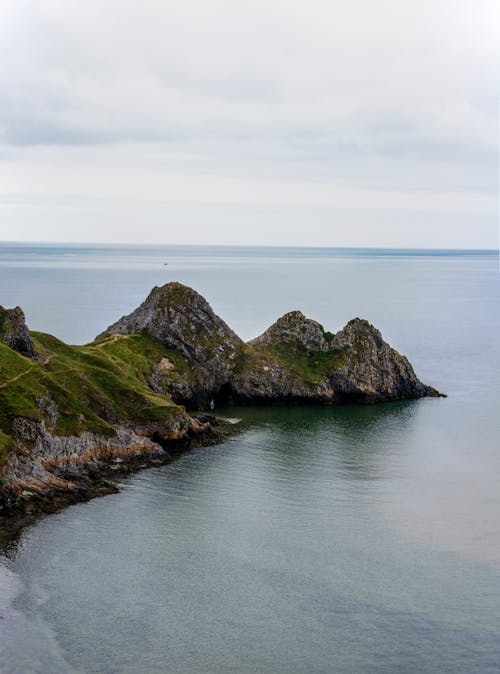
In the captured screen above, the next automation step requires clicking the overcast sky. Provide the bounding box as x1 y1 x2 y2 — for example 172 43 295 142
0 0 498 248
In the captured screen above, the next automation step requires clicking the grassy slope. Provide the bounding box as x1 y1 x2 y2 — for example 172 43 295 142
234 340 348 386
0 321 350 464
0 332 185 464
0 307 8 337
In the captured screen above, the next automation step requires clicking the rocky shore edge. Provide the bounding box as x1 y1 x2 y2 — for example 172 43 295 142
0 414 232 517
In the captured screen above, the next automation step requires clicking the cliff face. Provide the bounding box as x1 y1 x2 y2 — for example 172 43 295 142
229 312 435 404
327 318 430 401
249 311 329 351
0 306 37 359
0 282 442 513
1 414 217 513
99 283 244 408
0 328 222 513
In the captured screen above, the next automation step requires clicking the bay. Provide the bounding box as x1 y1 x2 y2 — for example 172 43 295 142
1 243 499 673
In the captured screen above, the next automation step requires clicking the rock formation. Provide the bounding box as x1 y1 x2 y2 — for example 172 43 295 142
249 310 330 351
0 282 442 514
0 306 37 359
327 318 431 401
100 282 439 407
99 283 244 407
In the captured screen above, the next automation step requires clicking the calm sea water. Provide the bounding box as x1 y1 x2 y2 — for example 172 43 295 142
1 243 500 673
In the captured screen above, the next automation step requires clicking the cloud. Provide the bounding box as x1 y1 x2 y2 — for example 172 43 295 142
0 0 498 246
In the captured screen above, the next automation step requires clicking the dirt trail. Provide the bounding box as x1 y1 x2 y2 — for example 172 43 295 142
0 352 53 389
0 364 34 389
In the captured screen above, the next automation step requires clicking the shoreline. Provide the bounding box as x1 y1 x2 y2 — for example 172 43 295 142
0 414 235 522
0 281 443 525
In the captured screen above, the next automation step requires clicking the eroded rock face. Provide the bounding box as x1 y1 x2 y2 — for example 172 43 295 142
229 363 334 403
0 286 442 513
0 412 219 514
250 311 329 351
230 312 438 403
100 283 242 359
328 318 437 402
0 306 37 359
99 282 441 407
100 283 244 407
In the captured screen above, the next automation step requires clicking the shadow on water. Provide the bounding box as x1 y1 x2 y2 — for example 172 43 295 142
0 399 425 566
218 399 419 481
0 513 44 561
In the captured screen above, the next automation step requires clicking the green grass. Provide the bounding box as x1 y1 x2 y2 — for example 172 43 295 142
0 307 7 335
250 341 348 383
0 431 12 464
0 332 190 462
140 404 181 421
0 319 352 466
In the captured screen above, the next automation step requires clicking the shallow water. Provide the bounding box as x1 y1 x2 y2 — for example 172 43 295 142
1 244 499 673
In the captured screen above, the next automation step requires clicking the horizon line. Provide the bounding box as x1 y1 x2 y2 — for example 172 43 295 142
0 240 498 253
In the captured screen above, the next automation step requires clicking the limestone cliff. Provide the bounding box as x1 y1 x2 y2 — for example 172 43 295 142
1 414 218 514
229 313 436 403
327 318 431 401
101 282 441 406
99 283 244 407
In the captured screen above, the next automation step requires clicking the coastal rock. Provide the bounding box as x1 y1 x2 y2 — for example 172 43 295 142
100 283 242 362
327 318 439 402
229 316 436 404
100 283 441 407
100 283 244 406
0 284 443 513
0 306 37 359
229 362 334 403
0 412 220 514
250 311 329 351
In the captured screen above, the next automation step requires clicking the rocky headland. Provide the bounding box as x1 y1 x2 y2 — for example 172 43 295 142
0 284 442 514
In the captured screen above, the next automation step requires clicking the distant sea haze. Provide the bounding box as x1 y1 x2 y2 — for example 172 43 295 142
1 242 500 673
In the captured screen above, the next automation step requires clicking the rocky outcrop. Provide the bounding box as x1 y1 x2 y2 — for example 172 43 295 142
250 310 330 351
100 283 242 361
229 363 334 404
99 283 244 407
99 282 441 407
0 413 221 515
327 318 435 402
228 314 438 404
0 283 442 514
0 306 37 359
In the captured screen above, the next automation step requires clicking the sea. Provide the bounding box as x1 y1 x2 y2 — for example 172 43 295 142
0 242 499 673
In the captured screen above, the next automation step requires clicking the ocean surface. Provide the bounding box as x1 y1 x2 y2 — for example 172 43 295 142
1 243 499 673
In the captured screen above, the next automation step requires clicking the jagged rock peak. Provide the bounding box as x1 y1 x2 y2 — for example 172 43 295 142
0 305 37 359
332 317 385 349
250 310 329 351
330 316 440 400
99 282 243 362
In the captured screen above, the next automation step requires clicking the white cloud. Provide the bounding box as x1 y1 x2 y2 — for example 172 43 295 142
0 0 498 246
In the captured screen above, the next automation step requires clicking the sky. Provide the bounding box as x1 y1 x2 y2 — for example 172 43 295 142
0 0 498 248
